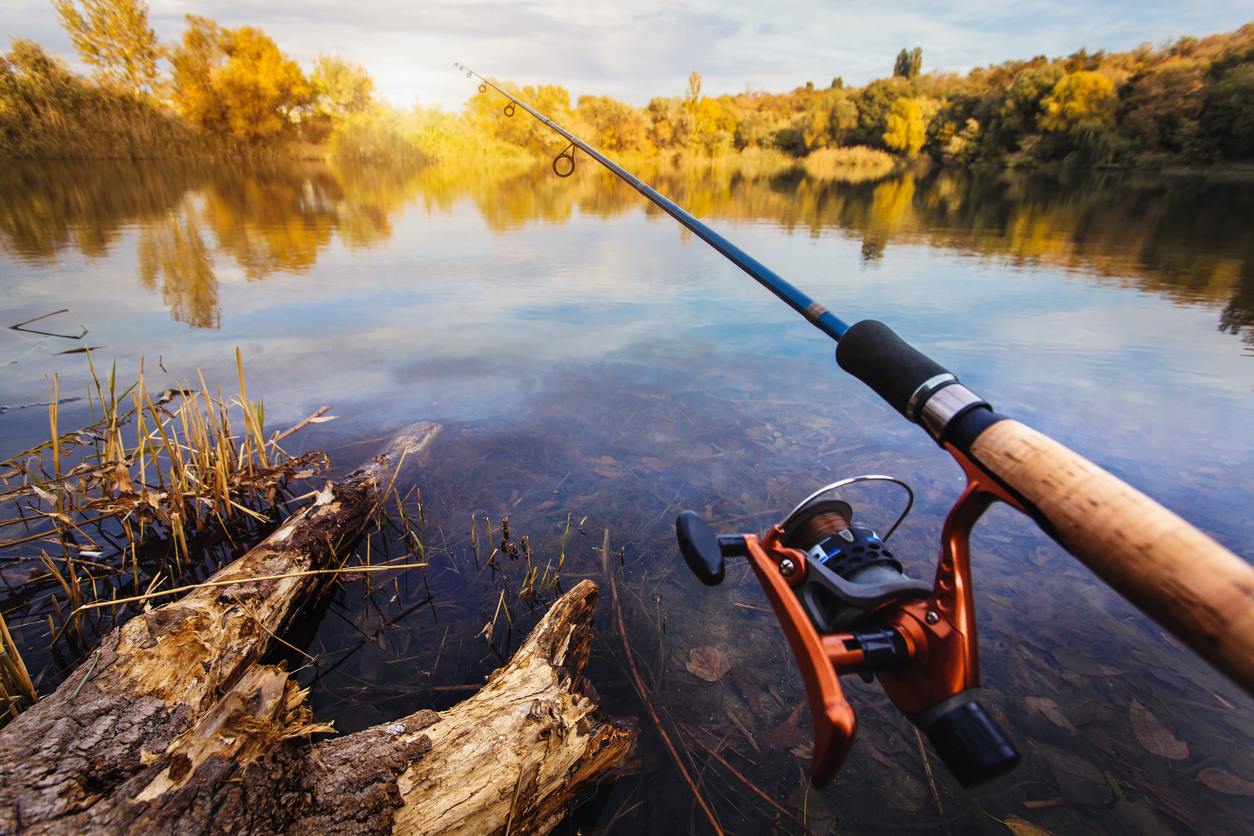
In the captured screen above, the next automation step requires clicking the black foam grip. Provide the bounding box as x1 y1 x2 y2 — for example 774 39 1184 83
921 700 1021 788
836 320 952 418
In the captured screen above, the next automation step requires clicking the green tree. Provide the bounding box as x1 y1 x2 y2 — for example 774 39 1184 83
894 47 922 80
1200 63 1254 158
882 97 928 156
1037 71 1115 132
311 55 373 119
52 0 159 95
995 64 1064 141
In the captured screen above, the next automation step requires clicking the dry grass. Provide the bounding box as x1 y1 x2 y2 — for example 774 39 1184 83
0 349 333 726
802 146 898 182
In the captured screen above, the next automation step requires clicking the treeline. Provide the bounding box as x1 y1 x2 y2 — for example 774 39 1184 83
1 0 374 158
463 25 1254 168
2 0 1252 170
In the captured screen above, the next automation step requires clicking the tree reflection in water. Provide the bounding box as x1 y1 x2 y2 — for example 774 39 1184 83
1 159 1251 346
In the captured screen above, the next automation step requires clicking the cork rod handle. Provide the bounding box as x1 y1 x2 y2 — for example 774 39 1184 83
970 419 1254 694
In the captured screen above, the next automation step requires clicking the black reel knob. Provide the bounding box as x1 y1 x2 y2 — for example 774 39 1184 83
676 511 726 586
917 694 1020 787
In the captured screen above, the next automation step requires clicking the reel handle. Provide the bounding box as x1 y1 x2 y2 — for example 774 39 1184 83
675 511 747 586
916 693 1020 788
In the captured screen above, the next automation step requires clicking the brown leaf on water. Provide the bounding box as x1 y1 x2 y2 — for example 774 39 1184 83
758 717 806 751
1197 767 1254 796
592 467 625 479
1129 700 1188 760
686 645 731 682
1025 697 1077 732
994 815 1054 836
758 700 807 751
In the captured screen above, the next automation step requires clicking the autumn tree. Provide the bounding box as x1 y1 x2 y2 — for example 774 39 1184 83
311 55 373 119
1119 61 1204 152
1200 63 1254 158
52 0 159 95
685 71 702 116
467 81 573 153
170 16 228 133
882 97 929 156
803 89 858 149
170 17 312 143
993 64 1064 144
894 47 922 80
646 96 693 148
853 77 909 147
1037 70 1115 132
576 95 652 152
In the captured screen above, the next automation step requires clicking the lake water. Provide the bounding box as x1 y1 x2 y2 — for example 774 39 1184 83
1 157 1252 833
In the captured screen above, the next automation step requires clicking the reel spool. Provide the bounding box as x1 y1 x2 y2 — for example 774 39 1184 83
777 479 929 633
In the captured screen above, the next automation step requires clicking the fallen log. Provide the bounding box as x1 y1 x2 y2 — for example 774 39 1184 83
0 422 635 833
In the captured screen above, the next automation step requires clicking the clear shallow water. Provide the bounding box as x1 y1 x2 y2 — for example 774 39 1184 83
1 159 1252 833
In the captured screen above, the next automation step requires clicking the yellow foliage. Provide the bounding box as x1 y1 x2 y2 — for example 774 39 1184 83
1037 71 1115 132
53 0 159 95
882 98 928 157
170 17 311 143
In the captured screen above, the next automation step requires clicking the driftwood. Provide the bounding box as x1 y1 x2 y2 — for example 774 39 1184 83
0 422 635 834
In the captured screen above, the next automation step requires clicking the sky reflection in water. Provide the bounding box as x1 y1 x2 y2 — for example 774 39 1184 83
1 159 1252 833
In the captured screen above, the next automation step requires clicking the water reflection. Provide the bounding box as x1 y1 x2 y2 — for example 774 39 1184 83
2 160 1251 347
2 157 1252 833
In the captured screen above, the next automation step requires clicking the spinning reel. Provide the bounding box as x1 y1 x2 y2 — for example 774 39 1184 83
676 473 1021 788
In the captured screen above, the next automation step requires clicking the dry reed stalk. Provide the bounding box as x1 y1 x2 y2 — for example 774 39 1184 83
0 349 335 725
681 727 815 834
602 528 723 835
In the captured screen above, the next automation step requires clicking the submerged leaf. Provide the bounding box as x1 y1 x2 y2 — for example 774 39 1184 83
1025 696 1077 732
994 815 1053 836
1129 700 1188 760
686 645 731 682
1197 767 1254 796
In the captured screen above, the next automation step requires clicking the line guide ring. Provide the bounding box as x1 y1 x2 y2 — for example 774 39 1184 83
553 143 576 177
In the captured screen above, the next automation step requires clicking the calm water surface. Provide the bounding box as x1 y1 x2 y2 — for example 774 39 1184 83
1 159 1252 833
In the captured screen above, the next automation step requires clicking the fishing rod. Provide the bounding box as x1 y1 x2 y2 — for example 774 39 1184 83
456 64 847 341
457 64 1254 788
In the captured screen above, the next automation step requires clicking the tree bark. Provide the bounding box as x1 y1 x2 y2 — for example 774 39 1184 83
0 423 634 834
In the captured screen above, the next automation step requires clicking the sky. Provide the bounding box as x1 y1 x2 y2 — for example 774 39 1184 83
3 1 1253 110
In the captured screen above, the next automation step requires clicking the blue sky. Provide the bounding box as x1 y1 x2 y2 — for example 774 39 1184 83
3 1 1252 109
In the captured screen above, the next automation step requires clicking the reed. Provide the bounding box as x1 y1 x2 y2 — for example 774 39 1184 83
0 349 330 726
800 146 897 182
